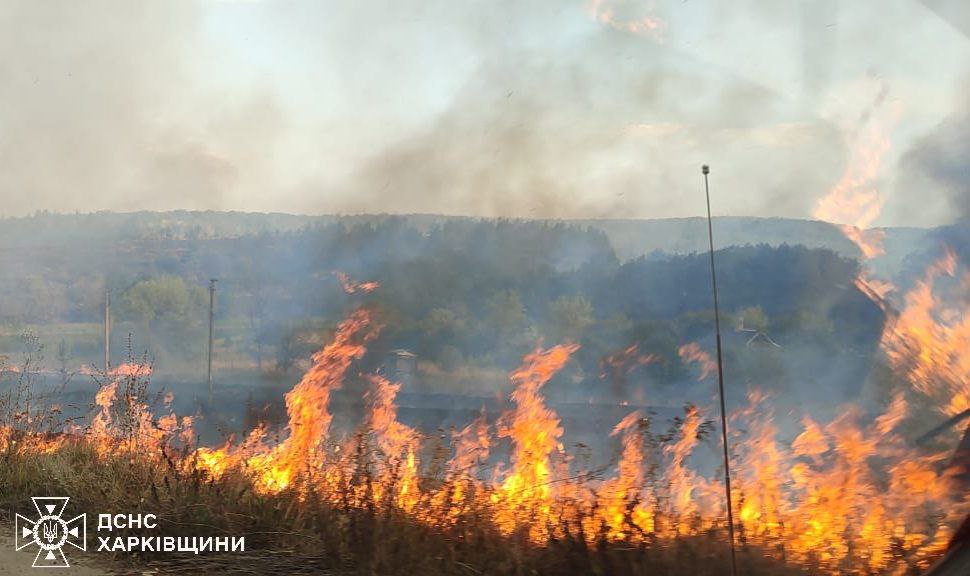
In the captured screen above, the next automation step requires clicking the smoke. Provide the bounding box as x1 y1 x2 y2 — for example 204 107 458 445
896 104 970 224
334 2 846 220
0 0 285 214
0 0 967 223
893 86 970 270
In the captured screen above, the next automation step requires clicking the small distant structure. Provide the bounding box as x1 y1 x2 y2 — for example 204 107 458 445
736 318 782 349
388 349 417 388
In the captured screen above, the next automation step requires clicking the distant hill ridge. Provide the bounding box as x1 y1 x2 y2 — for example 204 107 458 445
0 211 934 275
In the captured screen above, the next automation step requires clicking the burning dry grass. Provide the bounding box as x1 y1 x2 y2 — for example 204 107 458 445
882 249 970 419
2 258 969 575
0 384 957 576
1 438 794 576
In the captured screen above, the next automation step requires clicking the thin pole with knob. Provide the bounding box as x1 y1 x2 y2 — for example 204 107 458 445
703 164 739 576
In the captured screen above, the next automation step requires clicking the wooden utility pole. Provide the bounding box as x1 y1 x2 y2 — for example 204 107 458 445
207 279 217 403
104 288 111 372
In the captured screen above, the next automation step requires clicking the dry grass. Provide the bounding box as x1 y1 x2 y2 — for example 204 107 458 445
0 340 940 575
0 435 821 576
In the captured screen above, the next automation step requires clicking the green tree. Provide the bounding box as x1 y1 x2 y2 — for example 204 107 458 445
119 276 207 358
483 290 536 362
545 296 594 342
276 328 301 374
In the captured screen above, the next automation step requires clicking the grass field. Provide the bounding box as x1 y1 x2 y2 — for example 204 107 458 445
0 435 818 576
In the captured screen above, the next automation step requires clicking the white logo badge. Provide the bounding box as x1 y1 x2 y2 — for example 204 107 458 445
15 497 86 568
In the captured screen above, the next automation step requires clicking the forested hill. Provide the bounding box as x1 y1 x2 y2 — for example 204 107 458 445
0 210 934 272
0 212 906 407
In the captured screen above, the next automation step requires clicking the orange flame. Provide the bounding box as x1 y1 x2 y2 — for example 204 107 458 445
11 272 970 575
335 271 380 294
594 411 654 538
228 308 379 492
81 361 192 460
813 79 900 259
881 249 969 417
588 0 664 40
492 344 578 540
366 374 420 511
678 342 717 381
599 343 658 380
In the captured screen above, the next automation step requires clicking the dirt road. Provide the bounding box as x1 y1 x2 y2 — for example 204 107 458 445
0 527 108 576
1 525 336 574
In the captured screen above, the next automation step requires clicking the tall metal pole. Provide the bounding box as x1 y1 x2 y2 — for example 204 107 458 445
104 288 111 373
207 279 217 403
703 165 738 576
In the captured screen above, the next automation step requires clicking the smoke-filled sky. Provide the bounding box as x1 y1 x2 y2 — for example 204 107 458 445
1 0 968 226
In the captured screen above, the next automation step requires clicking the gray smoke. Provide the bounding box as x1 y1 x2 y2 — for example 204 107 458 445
334 1 846 220
0 0 966 223
897 107 970 223
0 0 285 214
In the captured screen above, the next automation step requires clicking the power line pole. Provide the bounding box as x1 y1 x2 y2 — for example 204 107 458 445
703 165 738 576
207 279 217 403
104 288 111 373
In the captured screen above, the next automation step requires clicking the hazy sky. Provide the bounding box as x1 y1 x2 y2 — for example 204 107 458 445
1 0 969 226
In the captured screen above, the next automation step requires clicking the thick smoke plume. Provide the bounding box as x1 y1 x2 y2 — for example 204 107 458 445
898 106 970 223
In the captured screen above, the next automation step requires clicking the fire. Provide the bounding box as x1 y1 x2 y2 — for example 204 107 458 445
0 426 68 454
593 411 654 538
254 308 376 490
335 271 380 294
492 344 578 540
881 249 970 417
599 342 658 397
678 342 717 380
441 408 491 517
588 0 664 40
448 408 490 480
813 78 900 259
732 390 787 534
0 361 187 461
82 361 192 459
599 343 658 379
197 308 379 492
366 373 420 511
855 273 896 313
87 379 118 454
110 362 152 378
663 406 701 520
720 388 963 572
9 261 970 574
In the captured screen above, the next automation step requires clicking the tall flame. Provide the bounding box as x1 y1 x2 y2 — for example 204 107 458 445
196 308 379 492
366 373 420 511
813 78 900 259
594 410 653 538
492 344 579 540
882 249 969 417
678 342 717 381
